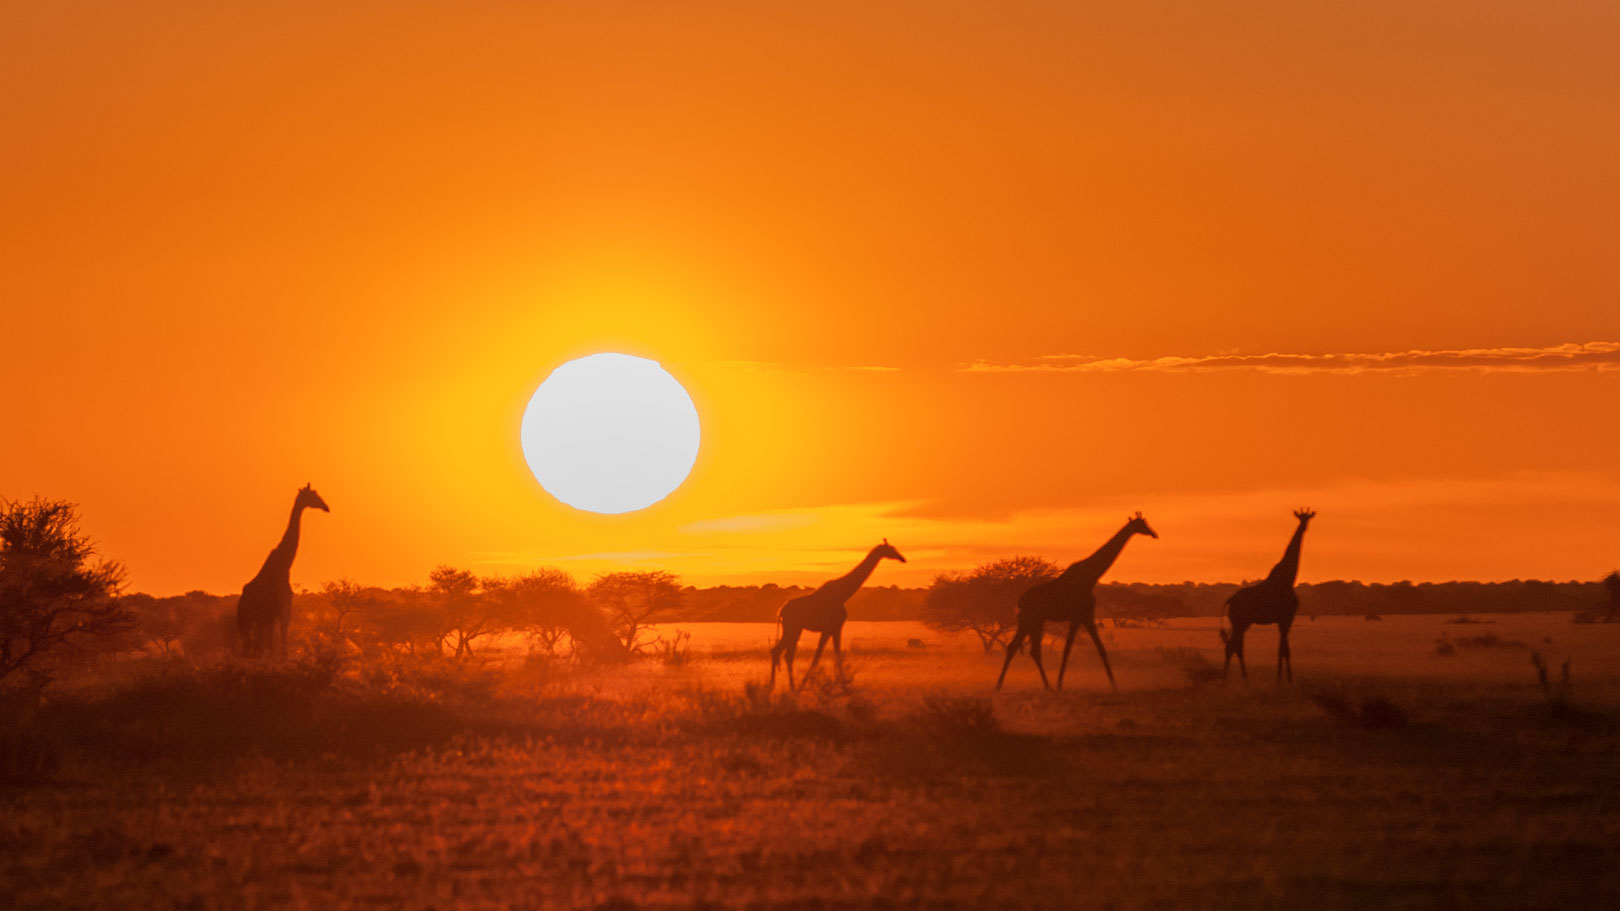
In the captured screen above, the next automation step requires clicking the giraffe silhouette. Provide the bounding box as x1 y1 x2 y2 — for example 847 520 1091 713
769 540 906 690
995 513 1158 692
1221 509 1314 682
236 484 329 657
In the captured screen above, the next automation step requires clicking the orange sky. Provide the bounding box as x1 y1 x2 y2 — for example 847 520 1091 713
4 2 1618 594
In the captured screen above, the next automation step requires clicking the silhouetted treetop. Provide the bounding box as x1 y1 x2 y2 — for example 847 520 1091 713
1 497 131 686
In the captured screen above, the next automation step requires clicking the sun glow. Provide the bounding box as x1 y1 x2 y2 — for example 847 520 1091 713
520 353 700 514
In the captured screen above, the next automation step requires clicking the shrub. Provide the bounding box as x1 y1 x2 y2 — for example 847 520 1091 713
687 685 852 741
1156 645 1223 685
909 696 999 738
1452 633 1527 650
654 630 692 666
1313 691 1408 728
1531 651 1573 716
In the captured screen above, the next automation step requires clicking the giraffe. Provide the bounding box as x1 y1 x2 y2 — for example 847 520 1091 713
995 513 1158 692
1221 509 1315 682
236 484 330 657
769 540 906 690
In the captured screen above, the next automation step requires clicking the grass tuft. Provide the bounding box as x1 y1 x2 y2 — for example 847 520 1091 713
1312 691 1409 728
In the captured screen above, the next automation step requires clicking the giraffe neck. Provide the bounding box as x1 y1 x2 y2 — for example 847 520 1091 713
1266 521 1310 586
267 499 305 574
1062 523 1135 587
822 549 885 603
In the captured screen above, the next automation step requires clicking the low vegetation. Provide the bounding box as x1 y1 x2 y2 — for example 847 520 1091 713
5 502 1620 907
3 613 1617 909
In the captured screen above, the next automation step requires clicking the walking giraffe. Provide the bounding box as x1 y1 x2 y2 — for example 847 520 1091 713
1222 509 1315 682
236 484 330 657
996 513 1158 691
769 540 906 690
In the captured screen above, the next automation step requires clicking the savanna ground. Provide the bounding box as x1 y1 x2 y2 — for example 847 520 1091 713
5 614 1619 909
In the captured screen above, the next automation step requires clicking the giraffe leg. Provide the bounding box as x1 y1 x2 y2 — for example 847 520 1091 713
996 629 1028 690
1055 622 1080 691
1085 620 1117 692
1278 624 1292 683
769 628 788 689
832 630 844 675
784 630 802 690
804 632 831 683
1234 626 1248 680
1029 629 1053 691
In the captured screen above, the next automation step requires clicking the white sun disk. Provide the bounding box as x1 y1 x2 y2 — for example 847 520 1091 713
520 353 700 514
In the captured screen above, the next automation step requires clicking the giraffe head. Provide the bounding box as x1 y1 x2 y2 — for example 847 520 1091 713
1127 511 1158 539
1293 508 1316 525
297 483 331 513
875 538 907 563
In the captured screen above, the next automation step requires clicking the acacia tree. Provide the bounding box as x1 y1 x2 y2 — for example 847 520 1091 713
923 556 1058 652
0 498 132 686
488 568 601 657
309 578 376 656
428 565 499 657
588 571 683 656
364 586 446 656
125 593 185 658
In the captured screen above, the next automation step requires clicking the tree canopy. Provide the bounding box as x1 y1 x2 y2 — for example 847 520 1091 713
0 498 131 686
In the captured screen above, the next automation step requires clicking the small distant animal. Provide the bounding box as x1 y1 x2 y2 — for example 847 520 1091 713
906 638 926 650
1364 614 1383 622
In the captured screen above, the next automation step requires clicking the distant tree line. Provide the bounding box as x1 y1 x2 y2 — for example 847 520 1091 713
112 575 1611 666
118 568 690 664
7 499 1617 683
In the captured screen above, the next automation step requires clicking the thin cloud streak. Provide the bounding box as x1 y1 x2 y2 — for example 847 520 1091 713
708 360 901 376
963 342 1620 375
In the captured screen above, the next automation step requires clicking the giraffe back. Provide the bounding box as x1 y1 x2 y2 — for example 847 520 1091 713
780 592 845 634
1226 581 1299 628
1018 578 1096 625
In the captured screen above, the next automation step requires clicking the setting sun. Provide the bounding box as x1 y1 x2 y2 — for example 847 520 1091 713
519 353 700 514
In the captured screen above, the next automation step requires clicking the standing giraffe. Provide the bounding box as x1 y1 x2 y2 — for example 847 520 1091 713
1221 509 1315 682
769 540 906 690
995 513 1158 692
236 484 330 657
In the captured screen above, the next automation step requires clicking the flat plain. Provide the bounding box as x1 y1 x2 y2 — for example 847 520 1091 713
5 614 1619 909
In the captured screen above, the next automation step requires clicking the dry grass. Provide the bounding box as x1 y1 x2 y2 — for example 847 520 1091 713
4 614 1619 909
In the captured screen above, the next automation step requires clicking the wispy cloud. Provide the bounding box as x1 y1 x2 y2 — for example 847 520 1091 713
474 550 702 568
962 342 1620 376
708 360 901 376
